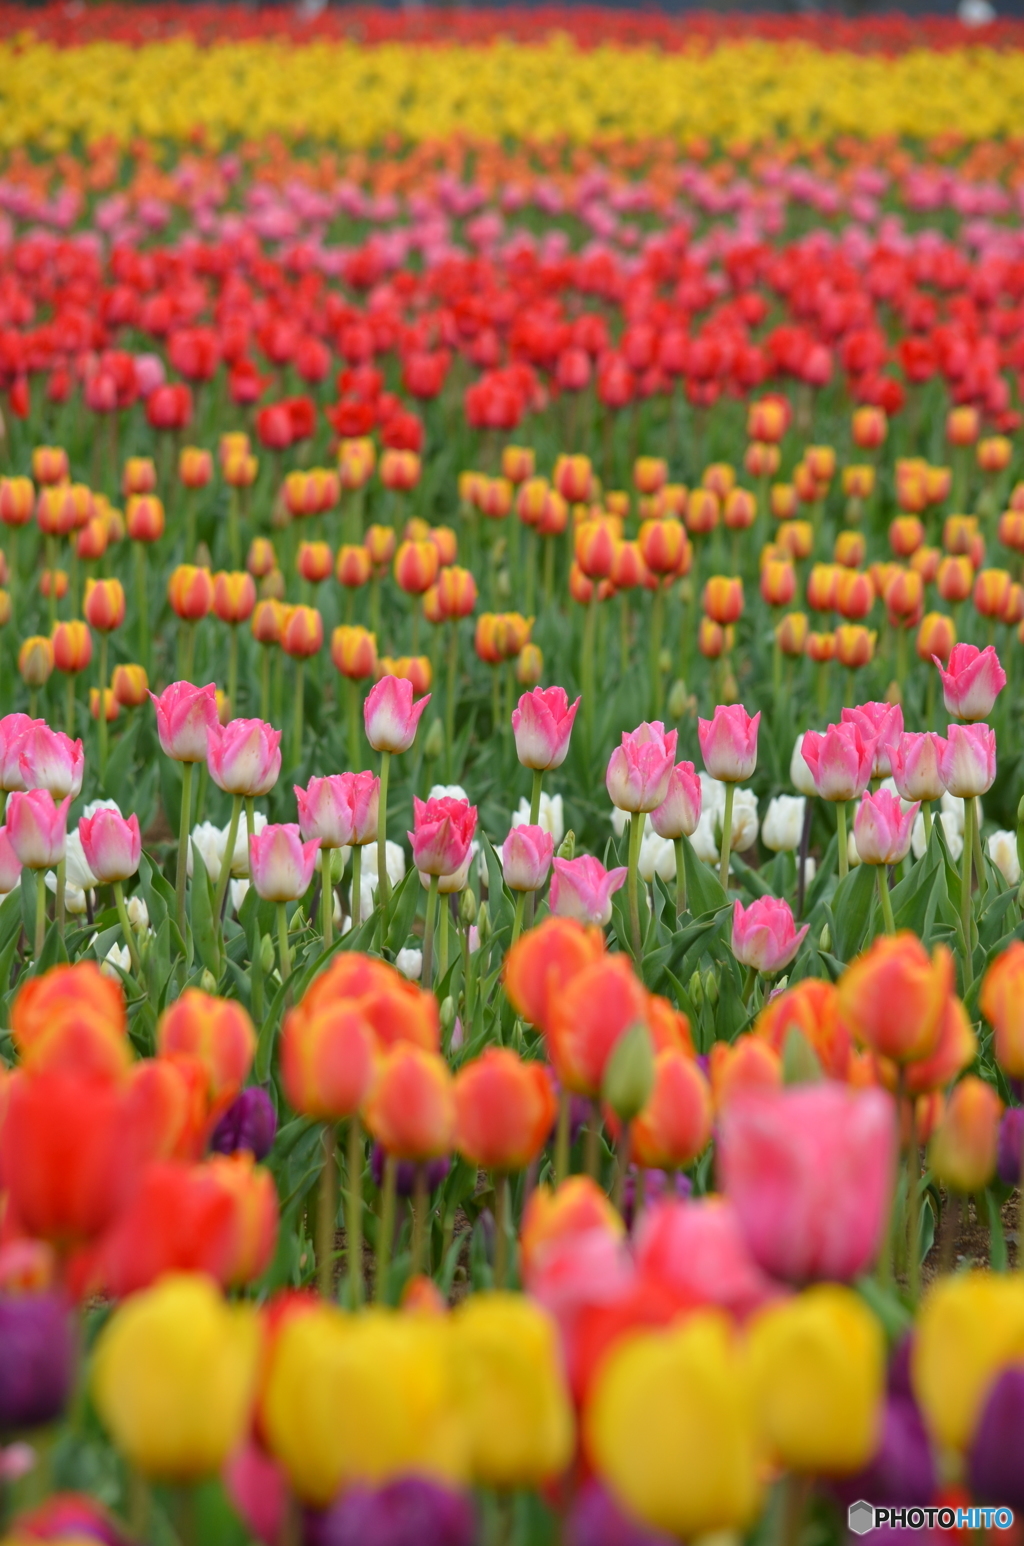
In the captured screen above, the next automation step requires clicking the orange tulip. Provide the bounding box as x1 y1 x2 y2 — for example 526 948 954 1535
769 483 798 521
805 445 836 485
947 406 980 448
842 465 876 500
708 1035 782 1109
84 578 126 634
454 1049 557 1171
916 611 956 663
335 544 372 589
980 941 1024 1080
806 563 840 611
723 488 756 532
380 449 421 493
753 977 852 1081
157 990 256 1106
777 520 813 561
436 566 478 620
760 560 795 609
19 635 54 688
251 598 287 647
280 605 323 659
429 526 458 567
281 1000 378 1121
835 569 874 621
902 995 976 1096
516 476 549 528
11 962 130 1082
698 617 730 659
300 953 439 1054
126 495 165 544
703 576 743 626
31 446 69 485
502 445 536 485
776 612 808 657
973 568 1012 620
547 954 649 1098
744 441 780 480
702 462 736 499
851 406 887 449
937 555 974 605
393 539 439 597
331 624 377 680
168 565 214 622
504 916 605 1038
834 532 866 569
178 446 213 488
978 435 1011 473
889 517 924 558
748 397 789 443
53 619 92 674
837 933 953 1066
364 1045 455 1160
519 1175 624 1281
885 569 924 629
247 538 277 579
929 1077 1002 1194
0 475 35 528
122 457 156 497
90 688 119 723
806 630 836 664
685 488 719 536
338 436 376 491
575 519 617 581
630 1049 712 1169
212 571 257 626
111 663 149 707
634 456 667 495
638 518 688 578
554 454 593 504
378 655 431 695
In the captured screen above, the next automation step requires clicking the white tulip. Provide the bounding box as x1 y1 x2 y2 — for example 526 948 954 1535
227 809 268 877
101 940 132 979
513 791 565 847
428 783 471 804
762 794 805 853
638 829 676 883
940 792 982 835
790 733 821 798
395 946 423 981
126 894 149 931
987 830 1021 887
911 809 963 862
188 821 223 882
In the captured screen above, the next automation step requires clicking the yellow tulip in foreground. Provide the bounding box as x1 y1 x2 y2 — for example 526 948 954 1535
912 1272 1024 1452
91 1273 260 1482
746 1285 884 1475
585 1310 761 1537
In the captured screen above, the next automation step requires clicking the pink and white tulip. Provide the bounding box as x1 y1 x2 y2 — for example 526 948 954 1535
295 771 379 849
0 826 21 892
731 896 809 974
501 824 554 893
150 681 219 763
853 788 918 866
697 704 760 783
17 725 84 801
6 790 71 870
934 643 1006 722
408 796 477 878
78 809 142 884
363 674 430 755
248 824 320 902
938 722 997 799
841 700 904 778
511 685 580 771
605 721 678 813
0 714 44 793
207 718 282 798
649 760 702 840
549 854 627 927
799 721 876 803
889 731 947 804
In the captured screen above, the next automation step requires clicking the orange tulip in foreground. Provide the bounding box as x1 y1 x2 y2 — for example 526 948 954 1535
630 1049 712 1169
157 989 256 1106
364 1044 455 1160
11 962 129 1081
837 933 953 1066
454 1049 557 1172
504 916 605 1037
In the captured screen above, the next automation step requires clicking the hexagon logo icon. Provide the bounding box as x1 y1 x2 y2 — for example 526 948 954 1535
848 1501 875 1535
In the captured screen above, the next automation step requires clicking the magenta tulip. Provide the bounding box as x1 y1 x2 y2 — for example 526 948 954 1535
295 771 379 849
150 681 219 763
501 824 554 893
697 704 759 783
78 809 142 884
799 721 876 802
0 714 45 794
248 823 320 902
6 790 71 870
853 789 918 866
889 732 947 804
649 760 702 840
841 700 904 778
408 796 477 879
363 674 430 755
0 826 21 892
938 722 996 799
207 718 282 798
934 642 1006 722
17 725 84 801
717 1083 896 1283
731 896 809 973
605 721 678 814
549 854 627 927
634 1196 779 1320
511 685 580 771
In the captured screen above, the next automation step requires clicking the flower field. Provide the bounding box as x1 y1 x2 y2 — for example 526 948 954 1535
4 7 1024 1546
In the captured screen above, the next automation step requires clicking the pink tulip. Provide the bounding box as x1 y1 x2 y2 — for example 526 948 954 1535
889 731 947 804
649 760 702 840
408 796 477 878
17 725 84 801
511 685 580 771
853 788 918 865
799 721 876 802
150 681 219 763
717 1082 896 1283
5 790 71 870
363 674 430 755
78 808 142 884
605 720 678 813
0 826 21 892
841 700 904 778
697 704 760 783
207 718 282 797
295 771 379 849
549 854 627 927
731 896 809 973
934 642 1006 722
635 1197 780 1320
248 823 320 902
0 714 44 793
224 1442 287 1546
938 722 997 799
501 823 554 893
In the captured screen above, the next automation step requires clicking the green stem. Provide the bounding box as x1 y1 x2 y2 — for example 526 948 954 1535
176 761 194 944
292 660 305 768
55 856 65 942
493 1172 508 1288
627 809 644 960
228 485 240 569
922 802 933 843
510 889 527 949
377 750 391 925
213 794 242 924
317 1124 336 1298
674 836 686 917
65 673 75 737
346 678 361 771
351 843 362 931
113 881 141 977
649 585 664 717
972 794 986 907
34 869 46 960
277 900 291 981
582 590 598 748
529 768 543 827
719 782 736 892
877 865 896 934
228 627 239 712
347 1114 363 1307
961 793 975 989
422 873 440 986
376 1153 396 1302
446 621 458 780
836 799 848 881
584 1103 601 1180
411 1165 428 1277
438 891 449 979
321 847 334 950
555 1089 571 1186
260 647 271 722
46 535 57 629
97 632 108 780
134 542 149 674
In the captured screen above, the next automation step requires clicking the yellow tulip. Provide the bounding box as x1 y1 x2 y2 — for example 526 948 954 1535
91 1274 260 1482
746 1285 884 1475
584 1311 761 1538
261 1306 466 1506
451 1293 574 1488
912 1272 1024 1452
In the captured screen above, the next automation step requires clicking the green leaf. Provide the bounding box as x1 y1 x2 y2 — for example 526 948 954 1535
385 867 419 956
855 1274 913 1344
481 830 514 932
255 972 291 1084
36 918 69 971
102 713 140 801
831 864 877 962
728 851 773 900
681 834 728 917
189 838 221 978
0 887 22 951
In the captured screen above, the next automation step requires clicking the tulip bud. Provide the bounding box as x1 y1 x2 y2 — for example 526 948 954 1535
819 923 831 953
703 968 718 1006
260 934 275 974
440 996 456 1035
688 969 704 1010
459 886 478 926
476 900 491 945
601 1021 654 1123
667 679 688 719
782 1027 824 1086
423 718 444 763
557 830 575 861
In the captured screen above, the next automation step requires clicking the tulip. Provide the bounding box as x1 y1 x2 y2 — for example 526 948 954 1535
305 1478 476 1546
649 760 701 916
409 796 477 981
837 932 952 1067
0 712 42 800
798 721 876 879
9 960 129 1080
0 1290 75 1429
935 642 1006 722
79 807 143 972
841 700 903 779
697 705 759 888
746 1285 885 1474
151 680 220 937
606 721 678 955
629 1049 712 1172
890 732 946 817
853 789 918 929
0 824 20 895
365 1044 455 1279
91 1273 259 1482
157 989 255 1106
912 1272 1024 1453
6 789 69 953
17 723 84 800
753 977 852 1081
968 1367 1024 1510
364 675 431 920
511 684 580 786
210 1087 277 1162
928 1075 1001 1197
938 723 996 984
111 663 148 708
249 823 319 980
731 897 809 978
981 941 1024 1086
549 854 627 930
546 952 649 1122
501 822 554 908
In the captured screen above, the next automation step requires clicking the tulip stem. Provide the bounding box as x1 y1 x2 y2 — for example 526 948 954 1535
228 485 241 569
376 1153 397 1302
877 867 896 935
492 1171 508 1288
438 892 449 979
673 837 687 917
627 810 645 960
961 794 975 989
510 890 526 950
922 802 933 843
972 795 986 907
260 648 271 722
65 673 75 737
134 542 149 674
113 881 141 978
529 768 543 827
214 794 242 926
346 678 361 771
582 590 598 749
718 782 736 892
377 750 391 935
411 1164 428 1277
422 873 440 986
55 857 66 942
321 848 334 951
836 800 848 881
555 1089 570 1186
174 1487 199 1546
446 621 458 780
584 1102 601 1180
650 585 664 717
317 1124 337 1298
228 626 239 711
778 1473 811 1546
351 844 361 932
176 761 194 944
277 901 291 982
292 660 305 768
347 1115 363 1307
34 869 46 960
907 1102 922 1306
97 632 109 779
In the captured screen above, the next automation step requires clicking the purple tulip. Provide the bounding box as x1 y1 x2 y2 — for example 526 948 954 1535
0 1292 75 1428
304 1477 475 1546
996 1107 1024 1188
566 1480 675 1546
370 1145 450 1198
210 1086 278 1161
968 1366 1024 1509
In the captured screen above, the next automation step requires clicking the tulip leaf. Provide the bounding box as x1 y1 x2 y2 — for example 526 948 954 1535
384 868 419 956
830 863 876 962
159 754 183 838
36 920 69 972
0 887 21 952
19 868 36 957
680 833 728 917
189 838 221 979
101 713 139 798
803 832 838 914
855 1275 913 1344
480 830 514 933
193 1477 250 1546
728 851 773 900
255 972 291 1084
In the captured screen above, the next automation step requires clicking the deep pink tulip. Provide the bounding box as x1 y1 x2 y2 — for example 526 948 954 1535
889 731 947 804
501 823 554 893
248 823 320 902
207 718 282 797
6 790 71 870
0 826 21 892
938 722 997 799
853 788 918 865
78 808 142 884
649 760 702 840
731 896 809 973
549 854 627 927
605 720 678 813
511 686 580 771
841 700 904 778
717 1082 896 1283
697 704 760 783
17 725 84 801
635 1197 780 1320
408 796 477 878
295 771 379 849
150 681 219 763
0 714 45 793
934 642 1006 722
363 674 430 755
799 721 876 802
